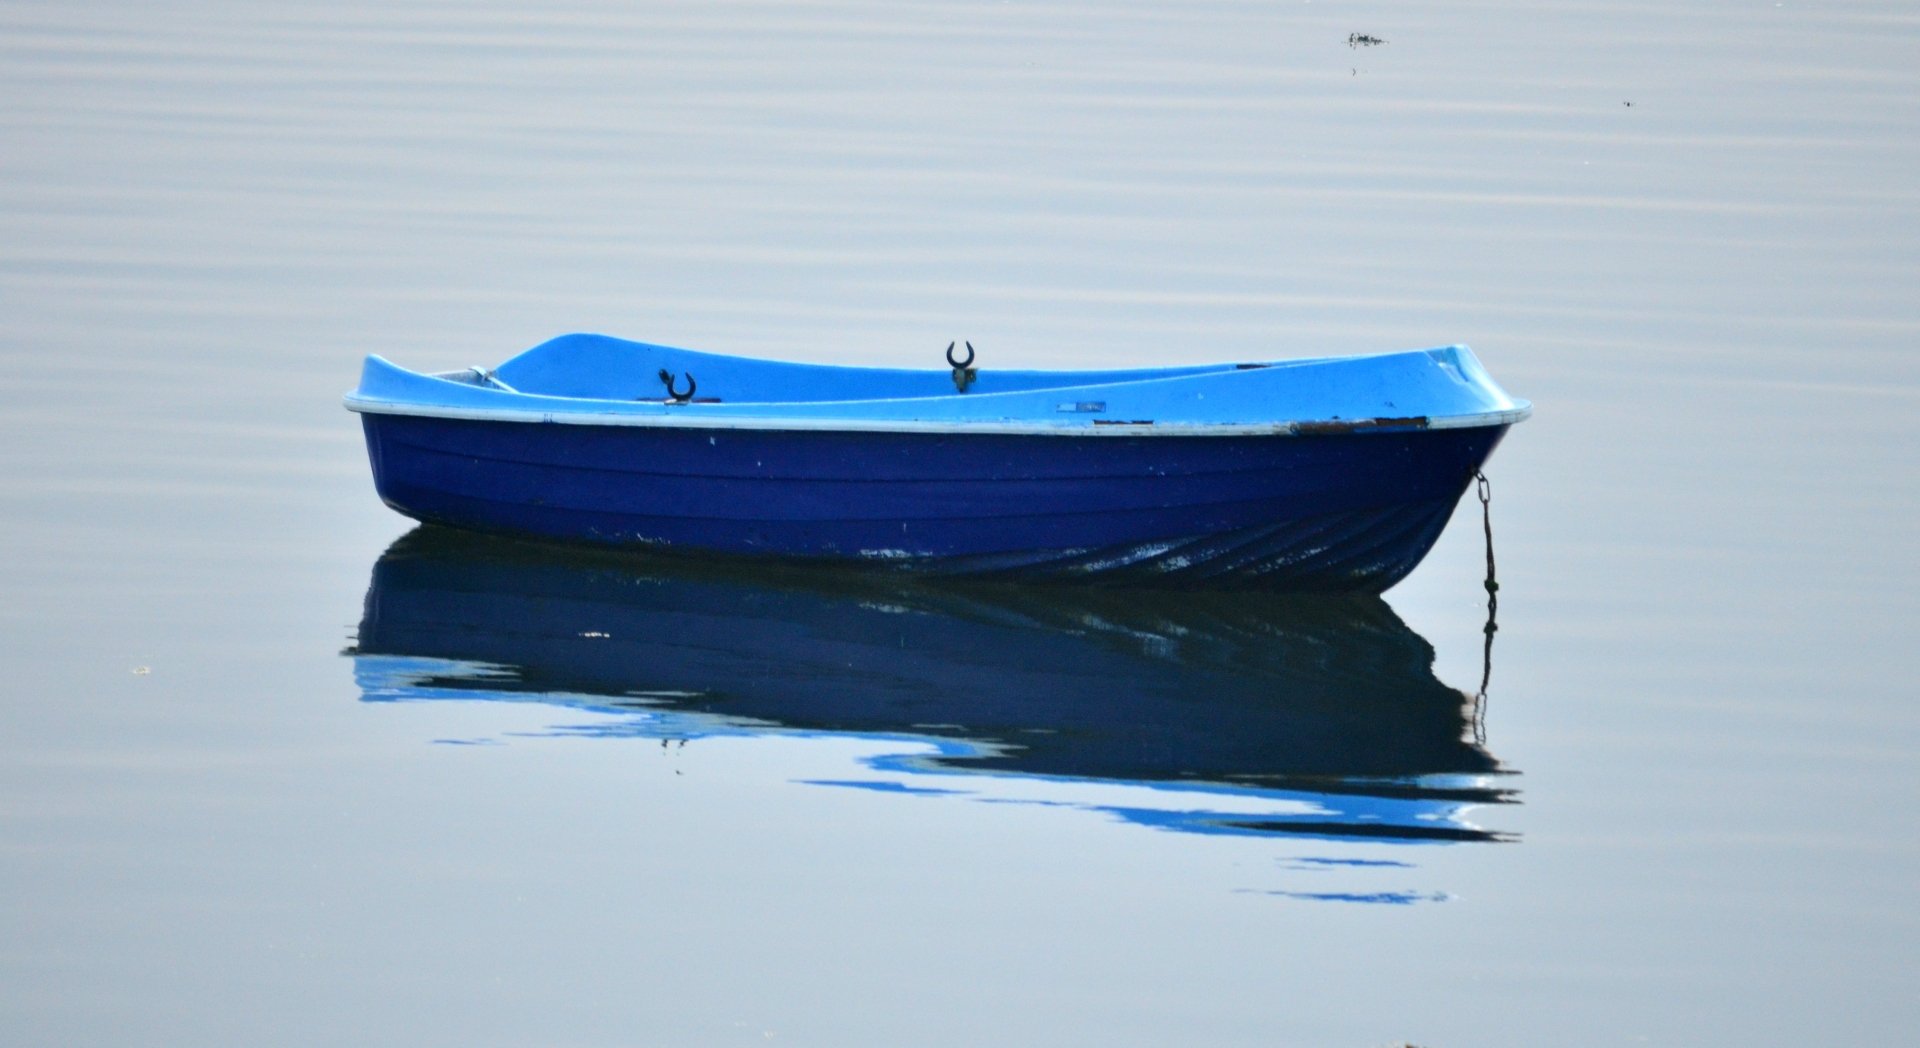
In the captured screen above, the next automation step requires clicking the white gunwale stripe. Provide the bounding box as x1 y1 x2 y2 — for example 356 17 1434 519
343 395 1532 436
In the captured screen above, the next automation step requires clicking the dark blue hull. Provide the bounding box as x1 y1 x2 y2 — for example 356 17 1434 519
361 414 1509 590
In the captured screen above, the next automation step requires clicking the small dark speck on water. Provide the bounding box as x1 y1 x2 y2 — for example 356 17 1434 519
1348 32 1386 48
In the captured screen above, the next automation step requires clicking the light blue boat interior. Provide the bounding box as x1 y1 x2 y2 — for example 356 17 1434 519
347 333 1531 430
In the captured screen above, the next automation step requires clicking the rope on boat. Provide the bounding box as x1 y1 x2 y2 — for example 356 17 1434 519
1474 469 1498 747
1477 470 1499 619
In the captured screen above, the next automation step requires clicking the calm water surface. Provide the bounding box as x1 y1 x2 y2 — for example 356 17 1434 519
3 1 1916 1045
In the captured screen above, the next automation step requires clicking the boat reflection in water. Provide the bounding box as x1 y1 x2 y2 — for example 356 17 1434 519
349 527 1517 846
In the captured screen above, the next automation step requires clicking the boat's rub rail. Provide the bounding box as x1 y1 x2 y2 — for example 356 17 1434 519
343 396 1530 436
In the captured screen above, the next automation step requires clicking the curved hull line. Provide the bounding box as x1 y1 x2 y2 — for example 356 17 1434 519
348 335 1528 590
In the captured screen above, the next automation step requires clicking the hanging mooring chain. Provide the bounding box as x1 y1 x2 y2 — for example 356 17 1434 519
1473 469 1499 746
1477 470 1499 619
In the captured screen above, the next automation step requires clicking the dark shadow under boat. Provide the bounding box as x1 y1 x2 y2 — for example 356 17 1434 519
347 527 1519 842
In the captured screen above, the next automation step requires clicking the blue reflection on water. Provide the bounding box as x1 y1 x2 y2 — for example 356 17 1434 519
1254 890 1452 906
348 527 1519 856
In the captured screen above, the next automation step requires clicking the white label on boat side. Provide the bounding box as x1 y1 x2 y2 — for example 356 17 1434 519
1056 401 1107 413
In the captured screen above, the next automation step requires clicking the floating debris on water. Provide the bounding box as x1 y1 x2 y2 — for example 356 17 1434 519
1348 32 1386 48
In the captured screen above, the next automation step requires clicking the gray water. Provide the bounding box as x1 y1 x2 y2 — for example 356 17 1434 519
4 1 1917 1045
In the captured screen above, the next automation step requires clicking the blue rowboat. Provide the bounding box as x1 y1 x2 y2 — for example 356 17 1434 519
345 333 1530 590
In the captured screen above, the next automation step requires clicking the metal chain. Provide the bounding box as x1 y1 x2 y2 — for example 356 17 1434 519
1477 470 1498 618
1473 470 1498 746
